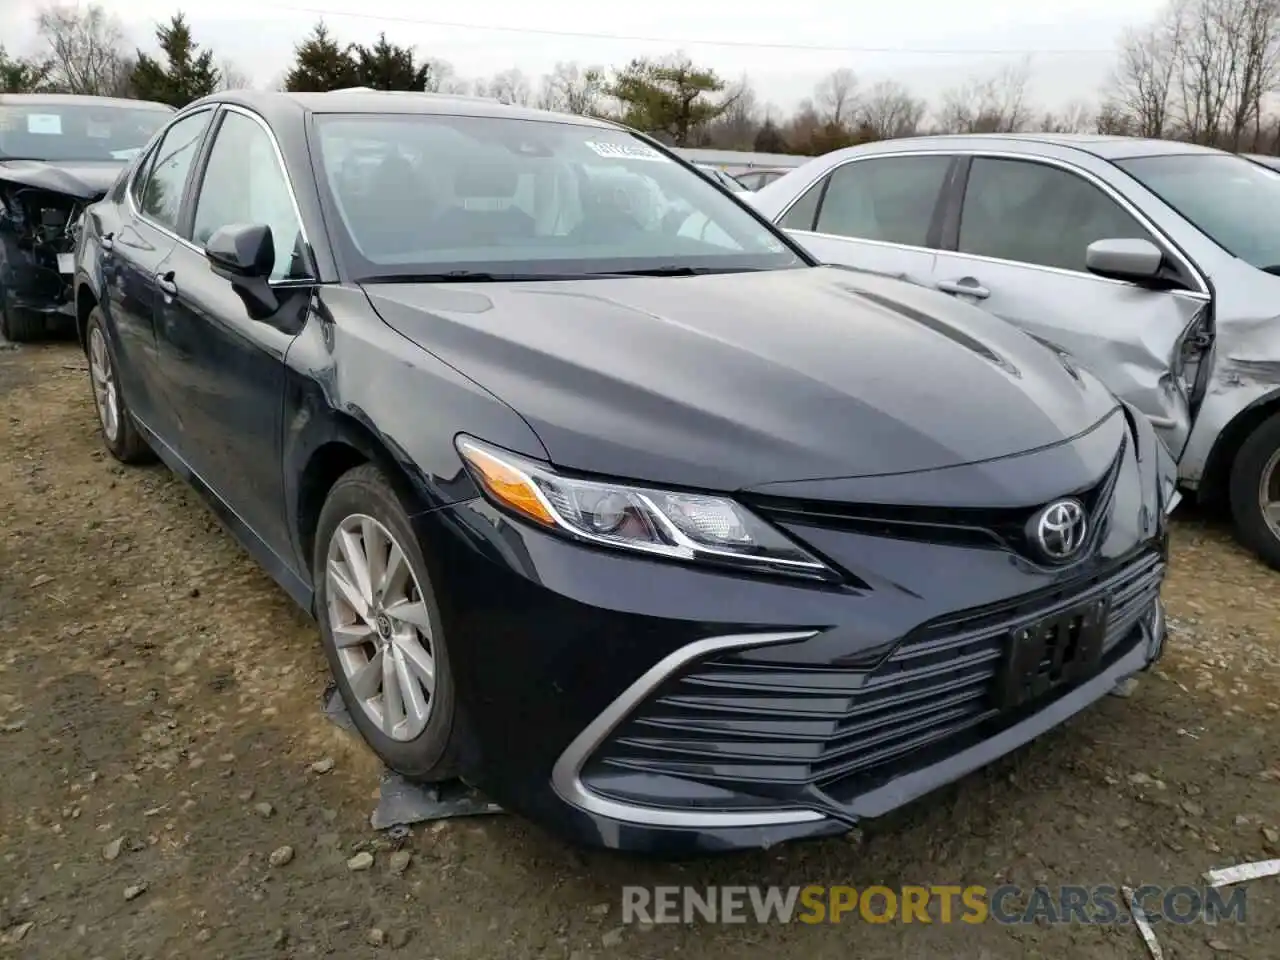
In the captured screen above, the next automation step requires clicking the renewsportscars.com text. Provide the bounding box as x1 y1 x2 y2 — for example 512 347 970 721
621 884 1248 926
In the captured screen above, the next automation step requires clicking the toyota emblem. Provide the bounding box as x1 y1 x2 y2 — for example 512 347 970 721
1032 499 1088 561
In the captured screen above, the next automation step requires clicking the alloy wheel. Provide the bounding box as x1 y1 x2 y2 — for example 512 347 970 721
88 327 120 442
325 513 436 741
1260 447 1280 543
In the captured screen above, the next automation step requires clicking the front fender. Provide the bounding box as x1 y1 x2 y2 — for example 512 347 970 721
280 286 549 576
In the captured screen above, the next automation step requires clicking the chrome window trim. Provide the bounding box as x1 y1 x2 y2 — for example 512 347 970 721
550 630 827 828
786 229 939 259
128 103 316 280
774 148 1211 298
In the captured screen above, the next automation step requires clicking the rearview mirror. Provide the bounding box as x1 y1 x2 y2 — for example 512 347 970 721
1085 238 1163 282
204 223 279 317
205 223 275 278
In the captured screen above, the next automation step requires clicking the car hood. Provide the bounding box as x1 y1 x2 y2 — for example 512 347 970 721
0 159 125 200
364 266 1120 492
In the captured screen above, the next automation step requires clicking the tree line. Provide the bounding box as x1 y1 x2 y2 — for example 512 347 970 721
3 0 1279 156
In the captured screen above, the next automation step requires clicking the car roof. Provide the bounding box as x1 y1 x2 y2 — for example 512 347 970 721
847 132 1229 162
0 93 174 112
199 89 621 131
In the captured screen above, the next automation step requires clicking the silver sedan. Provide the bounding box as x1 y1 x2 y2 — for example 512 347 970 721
749 133 1280 570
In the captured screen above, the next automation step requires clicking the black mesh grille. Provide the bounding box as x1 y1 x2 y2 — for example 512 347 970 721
585 552 1163 796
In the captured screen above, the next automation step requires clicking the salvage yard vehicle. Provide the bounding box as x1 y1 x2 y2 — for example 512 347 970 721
733 167 789 191
74 91 1175 854
750 135 1280 570
692 161 749 192
0 94 174 341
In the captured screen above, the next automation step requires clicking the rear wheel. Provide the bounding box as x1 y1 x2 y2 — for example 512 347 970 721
313 464 459 781
85 308 153 464
1228 411 1280 571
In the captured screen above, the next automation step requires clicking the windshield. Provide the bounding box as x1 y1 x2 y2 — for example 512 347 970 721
312 113 804 279
0 102 171 162
1117 153 1280 271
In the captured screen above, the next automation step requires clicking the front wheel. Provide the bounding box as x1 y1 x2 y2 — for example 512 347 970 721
313 464 459 781
1228 411 1280 571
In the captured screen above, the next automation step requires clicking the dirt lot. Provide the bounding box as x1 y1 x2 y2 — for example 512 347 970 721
1 339 1278 960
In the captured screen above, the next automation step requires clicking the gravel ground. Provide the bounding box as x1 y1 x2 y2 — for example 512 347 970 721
1 339 1278 960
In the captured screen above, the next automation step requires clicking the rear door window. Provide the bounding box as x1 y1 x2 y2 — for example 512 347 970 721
135 110 213 232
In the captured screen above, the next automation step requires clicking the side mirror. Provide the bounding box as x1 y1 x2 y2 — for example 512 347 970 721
204 223 279 317
1085 238 1164 283
205 223 275 278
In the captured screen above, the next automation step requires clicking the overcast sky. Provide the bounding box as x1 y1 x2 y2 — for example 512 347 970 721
1 0 1169 114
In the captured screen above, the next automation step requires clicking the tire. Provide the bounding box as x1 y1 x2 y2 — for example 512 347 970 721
84 307 153 464
313 464 459 781
0 289 46 343
1228 410 1280 571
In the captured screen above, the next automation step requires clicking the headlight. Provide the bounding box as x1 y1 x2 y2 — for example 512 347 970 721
456 436 836 581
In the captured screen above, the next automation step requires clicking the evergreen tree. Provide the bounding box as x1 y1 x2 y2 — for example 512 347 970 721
350 33 430 92
608 55 731 145
130 13 220 107
0 47 51 93
283 21 357 93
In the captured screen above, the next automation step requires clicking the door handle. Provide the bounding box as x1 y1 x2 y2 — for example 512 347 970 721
99 232 114 253
156 271 178 297
936 277 990 300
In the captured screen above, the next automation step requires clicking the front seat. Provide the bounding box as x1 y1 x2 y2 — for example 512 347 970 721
356 153 434 258
432 160 535 249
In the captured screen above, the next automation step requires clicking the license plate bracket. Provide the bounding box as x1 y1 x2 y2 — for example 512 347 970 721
995 598 1110 709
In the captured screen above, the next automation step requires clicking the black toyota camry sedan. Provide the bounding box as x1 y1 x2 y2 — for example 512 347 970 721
72 90 1176 854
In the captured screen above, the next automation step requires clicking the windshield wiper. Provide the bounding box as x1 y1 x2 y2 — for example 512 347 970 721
606 265 761 277
359 270 593 283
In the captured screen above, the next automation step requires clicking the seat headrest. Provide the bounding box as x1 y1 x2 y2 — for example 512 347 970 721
453 158 519 199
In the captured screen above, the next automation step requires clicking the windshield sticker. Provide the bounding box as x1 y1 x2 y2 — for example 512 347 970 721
584 140 669 163
26 113 63 135
86 121 112 139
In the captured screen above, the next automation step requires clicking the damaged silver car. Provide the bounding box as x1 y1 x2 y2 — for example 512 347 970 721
0 94 173 341
749 135 1280 570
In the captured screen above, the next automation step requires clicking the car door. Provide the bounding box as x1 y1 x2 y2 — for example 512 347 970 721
152 105 315 566
776 154 954 285
930 155 1209 460
99 108 214 434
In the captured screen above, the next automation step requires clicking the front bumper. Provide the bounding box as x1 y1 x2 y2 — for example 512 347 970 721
417 408 1172 854
420 515 1167 852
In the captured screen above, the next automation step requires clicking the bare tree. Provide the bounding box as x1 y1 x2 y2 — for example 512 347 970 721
815 67 858 126
1037 99 1095 132
783 98 823 148
35 3 133 96
936 59 1034 134
1103 0 1280 148
1104 10 1187 139
425 58 470 94
856 80 926 139
483 67 531 105
704 75 760 149
219 60 252 91
1175 0 1241 143
1214 0 1280 148
537 61 605 115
